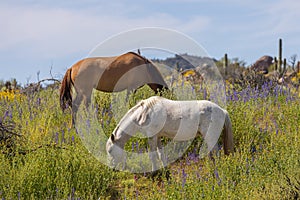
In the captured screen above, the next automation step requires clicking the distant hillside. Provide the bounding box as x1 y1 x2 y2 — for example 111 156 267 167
151 53 250 81
151 53 217 71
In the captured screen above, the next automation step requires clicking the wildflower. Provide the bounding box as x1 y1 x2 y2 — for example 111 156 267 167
246 158 250 175
132 141 135 152
250 145 256 153
55 132 59 144
134 174 138 181
182 169 187 188
203 88 207 100
2 110 9 121
86 119 90 128
61 130 65 144
36 97 41 106
233 90 238 101
214 168 221 186
191 85 195 93
0 90 22 101
136 141 139 152
196 171 201 179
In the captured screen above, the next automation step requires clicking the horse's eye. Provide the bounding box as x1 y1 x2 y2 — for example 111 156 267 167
111 132 116 142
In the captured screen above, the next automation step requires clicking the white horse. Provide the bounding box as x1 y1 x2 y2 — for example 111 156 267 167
106 96 234 172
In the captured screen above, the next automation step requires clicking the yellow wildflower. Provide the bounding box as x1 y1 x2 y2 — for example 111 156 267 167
0 90 22 101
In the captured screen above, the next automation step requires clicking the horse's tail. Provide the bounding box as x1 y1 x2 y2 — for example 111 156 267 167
60 68 73 111
223 111 234 155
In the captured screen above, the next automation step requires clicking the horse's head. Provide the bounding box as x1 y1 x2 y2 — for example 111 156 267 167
106 129 126 169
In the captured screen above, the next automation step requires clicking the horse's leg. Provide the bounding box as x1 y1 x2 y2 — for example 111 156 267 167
125 89 130 102
83 92 92 111
157 137 167 167
148 83 166 95
72 93 83 126
208 144 220 161
148 136 159 172
157 137 171 180
199 110 224 158
199 130 221 159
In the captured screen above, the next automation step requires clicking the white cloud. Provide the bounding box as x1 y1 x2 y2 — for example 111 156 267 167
268 0 300 33
1 0 299 83
0 2 211 59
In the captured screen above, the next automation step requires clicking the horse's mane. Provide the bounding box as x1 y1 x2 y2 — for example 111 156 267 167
127 51 152 65
137 96 162 111
117 96 162 127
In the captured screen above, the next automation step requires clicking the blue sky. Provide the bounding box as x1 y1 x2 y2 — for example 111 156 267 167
1 0 300 84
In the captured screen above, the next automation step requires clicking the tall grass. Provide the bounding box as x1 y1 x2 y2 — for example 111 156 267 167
0 81 299 199
0 88 116 199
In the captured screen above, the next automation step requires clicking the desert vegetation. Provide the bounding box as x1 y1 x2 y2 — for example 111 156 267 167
0 55 299 199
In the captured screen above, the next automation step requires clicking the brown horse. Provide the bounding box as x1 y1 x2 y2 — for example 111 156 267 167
60 52 169 125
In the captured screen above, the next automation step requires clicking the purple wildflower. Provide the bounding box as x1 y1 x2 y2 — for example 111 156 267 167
136 141 139 152
196 171 201 179
233 90 239 101
191 85 195 94
36 97 41 106
61 130 65 144
214 168 221 186
132 141 135 152
2 110 9 122
203 88 207 100
55 132 59 144
86 119 90 128
250 145 256 153
182 169 187 188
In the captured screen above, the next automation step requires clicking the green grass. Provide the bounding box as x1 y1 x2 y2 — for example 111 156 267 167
0 83 299 199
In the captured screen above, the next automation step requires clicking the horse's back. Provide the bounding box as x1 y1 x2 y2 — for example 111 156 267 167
70 56 116 83
159 98 223 112
160 97 227 130
68 52 167 93
69 53 142 91
148 97 223 111
97 52 152 91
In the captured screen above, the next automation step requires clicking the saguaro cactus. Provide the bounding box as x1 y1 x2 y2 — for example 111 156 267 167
278 38 282 73
274 57 278 71
224 53 228 77
283 58 286 73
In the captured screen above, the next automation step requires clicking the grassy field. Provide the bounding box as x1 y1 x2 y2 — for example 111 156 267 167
0 81 299 199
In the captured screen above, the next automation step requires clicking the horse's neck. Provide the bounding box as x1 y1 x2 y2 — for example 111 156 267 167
114 103 143 147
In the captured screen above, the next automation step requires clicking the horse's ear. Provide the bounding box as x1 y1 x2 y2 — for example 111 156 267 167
137 109 148 125
111 134 115 142
135 100 149 125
